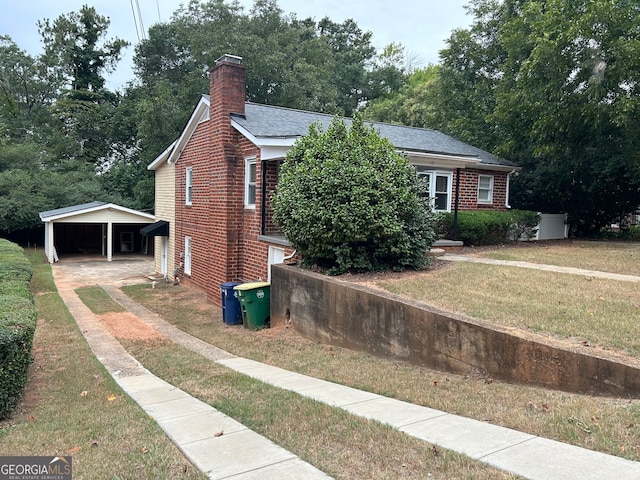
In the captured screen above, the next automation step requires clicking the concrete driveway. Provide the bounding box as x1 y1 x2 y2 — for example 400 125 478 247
51 254 156 289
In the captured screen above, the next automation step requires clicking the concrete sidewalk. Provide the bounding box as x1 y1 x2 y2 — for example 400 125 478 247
440 254 640 283
98 286 640 480
54 281 331 480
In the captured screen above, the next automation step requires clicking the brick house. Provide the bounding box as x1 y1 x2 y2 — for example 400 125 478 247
149 54 518 304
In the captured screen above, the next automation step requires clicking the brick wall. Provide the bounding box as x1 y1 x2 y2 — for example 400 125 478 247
238 153 293 283
173 56 247 302
207 56 246 291
454 168 510 211
174 120 214 290
262 160 281 236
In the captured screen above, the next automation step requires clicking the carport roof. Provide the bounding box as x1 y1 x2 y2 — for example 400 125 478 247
39 201 107 220
39 202 154 222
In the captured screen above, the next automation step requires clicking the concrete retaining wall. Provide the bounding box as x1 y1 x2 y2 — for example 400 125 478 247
271 264 640 398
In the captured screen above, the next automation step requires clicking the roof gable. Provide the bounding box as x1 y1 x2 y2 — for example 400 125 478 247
39 202 154 222
148 140 177 171
149 95 211 171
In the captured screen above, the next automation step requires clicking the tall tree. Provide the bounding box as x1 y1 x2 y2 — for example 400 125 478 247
362 42 408 107
38 5 128 95
0 36 54 141
363 64 439 127
37 6 129 168
317 16 376 115
430 0 640 235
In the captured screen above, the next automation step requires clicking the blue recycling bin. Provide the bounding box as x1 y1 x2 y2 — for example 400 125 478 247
220 282 242 325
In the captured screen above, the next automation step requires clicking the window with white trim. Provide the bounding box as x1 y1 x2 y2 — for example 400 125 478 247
416 169 453 212
245 157 257 207
185 167 193 205
184 236 192 276
478 174 494 204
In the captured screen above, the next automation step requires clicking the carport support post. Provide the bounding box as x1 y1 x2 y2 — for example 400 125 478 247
45 221 54 263
107 221 113 261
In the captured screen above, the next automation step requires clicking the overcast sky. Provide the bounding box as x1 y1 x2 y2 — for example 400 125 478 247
2 0 472 90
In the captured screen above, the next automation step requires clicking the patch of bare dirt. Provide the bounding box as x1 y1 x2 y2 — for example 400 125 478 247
98 312 163 341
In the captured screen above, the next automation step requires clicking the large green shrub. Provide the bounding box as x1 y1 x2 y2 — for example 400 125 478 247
272 115 437 275
0 239 36 419
437 210 540 246
595 224 640 241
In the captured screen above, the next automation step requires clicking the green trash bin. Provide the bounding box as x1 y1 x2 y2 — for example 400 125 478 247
233 282 270 330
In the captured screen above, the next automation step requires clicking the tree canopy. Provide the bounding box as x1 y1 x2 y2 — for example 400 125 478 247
3 0 638 239
129 0 408 158
365 0 640 235
0 1 407 236
0 5 136 233
38 5 128 95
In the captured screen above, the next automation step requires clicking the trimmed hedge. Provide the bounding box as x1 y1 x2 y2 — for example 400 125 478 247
595 224 640 241
0 239 36 420
436 210 540 246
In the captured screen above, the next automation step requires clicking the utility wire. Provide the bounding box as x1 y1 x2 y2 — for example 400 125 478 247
129 0 147 42
130 0 142 43
135 0 146 40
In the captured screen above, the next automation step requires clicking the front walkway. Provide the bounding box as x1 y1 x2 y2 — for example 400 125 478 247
441 254 640 283
51 259 640 480
53 269 330 480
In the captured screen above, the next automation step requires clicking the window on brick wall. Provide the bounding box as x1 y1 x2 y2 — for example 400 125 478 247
416 168 452 212
184 236 192 276
186 167 193 205
245 157 256 208
478 174 494 204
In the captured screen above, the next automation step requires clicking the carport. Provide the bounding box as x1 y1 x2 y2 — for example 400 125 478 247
39 202 155 263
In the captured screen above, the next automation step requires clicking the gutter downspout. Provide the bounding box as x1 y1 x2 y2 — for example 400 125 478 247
506 168 517 209
453 168 461 241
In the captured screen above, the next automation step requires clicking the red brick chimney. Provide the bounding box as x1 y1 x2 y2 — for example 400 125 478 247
209 54 246 122
207 54 247 291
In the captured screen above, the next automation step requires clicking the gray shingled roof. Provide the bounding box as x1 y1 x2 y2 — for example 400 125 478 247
230 102 516 167
39 201 107 220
